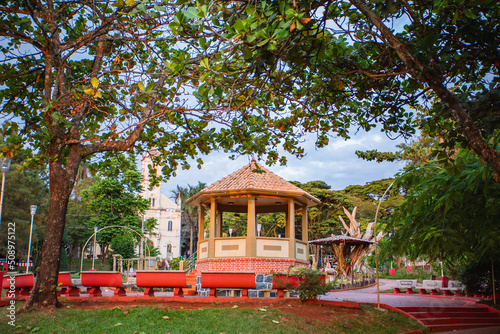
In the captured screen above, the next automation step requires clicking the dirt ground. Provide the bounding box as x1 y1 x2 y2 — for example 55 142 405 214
62 298 363 324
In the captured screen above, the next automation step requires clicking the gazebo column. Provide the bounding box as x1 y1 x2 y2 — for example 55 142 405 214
246 196 256 257
197 207 205 243
208 198 217 258
302 207 308 259
216 209 223 237
288 199 295 259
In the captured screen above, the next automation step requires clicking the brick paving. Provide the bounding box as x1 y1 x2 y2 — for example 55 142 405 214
320 279 500 333
320 279 479 308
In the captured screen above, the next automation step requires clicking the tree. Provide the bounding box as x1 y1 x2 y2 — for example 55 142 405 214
388 148 500 265
82 166 153 261
1 1 306 309
291 181 348 240
0 158 49 263
172 182 205 257
177 0 500 174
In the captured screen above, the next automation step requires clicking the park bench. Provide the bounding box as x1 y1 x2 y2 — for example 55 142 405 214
57 272 82 297
415 280 443 295
135 270 187 297
393 279 417 294
1 273 34 299
440 280 465 296
200 271 255 298
80 271 127 297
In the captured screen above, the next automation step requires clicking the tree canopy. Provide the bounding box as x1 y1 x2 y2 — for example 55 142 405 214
388 148 500 265
177 0 500 173
82 167 155 260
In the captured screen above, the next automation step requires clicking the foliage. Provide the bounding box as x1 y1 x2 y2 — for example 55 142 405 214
82 163 153 261
291 181 349 240
109 233 136 259
0 158 49 260
459 261 499 296
388 148 500 264
177 0 500 174
168 256 183 270
172 182 206 257
275 267 332 301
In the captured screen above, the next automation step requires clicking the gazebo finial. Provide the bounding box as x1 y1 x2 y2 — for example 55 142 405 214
251 156 256 163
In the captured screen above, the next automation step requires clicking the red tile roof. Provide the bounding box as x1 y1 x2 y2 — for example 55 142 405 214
203 158 302 193
187 158 320 207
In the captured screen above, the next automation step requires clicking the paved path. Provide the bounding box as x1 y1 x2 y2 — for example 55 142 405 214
320 279 479 308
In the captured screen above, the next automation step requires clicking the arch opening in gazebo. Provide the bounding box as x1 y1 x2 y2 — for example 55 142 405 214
187 158 320 274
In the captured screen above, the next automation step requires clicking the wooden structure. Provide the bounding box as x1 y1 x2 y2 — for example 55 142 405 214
309 235 373 276
187 158 320 274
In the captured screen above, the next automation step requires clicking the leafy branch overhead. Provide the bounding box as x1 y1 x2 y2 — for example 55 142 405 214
175 0 500 174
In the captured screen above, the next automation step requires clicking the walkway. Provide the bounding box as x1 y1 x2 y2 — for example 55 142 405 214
320 279 500 333
320 279 478 308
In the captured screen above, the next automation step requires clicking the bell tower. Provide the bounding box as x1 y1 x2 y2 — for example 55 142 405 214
141 150 162 209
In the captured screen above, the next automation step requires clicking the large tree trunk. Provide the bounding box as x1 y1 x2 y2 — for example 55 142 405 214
21 158 75 309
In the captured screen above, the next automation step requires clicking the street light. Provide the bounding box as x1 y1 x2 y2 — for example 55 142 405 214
257 223 262 237
373 181 394 309
0 157 11 230
26 205 37 273
229 228 233 237
92 226 98 270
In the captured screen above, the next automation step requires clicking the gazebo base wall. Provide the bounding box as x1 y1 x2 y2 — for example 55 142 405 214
196 258 309 275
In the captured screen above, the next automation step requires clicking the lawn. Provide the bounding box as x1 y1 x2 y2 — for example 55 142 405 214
0 300 426 334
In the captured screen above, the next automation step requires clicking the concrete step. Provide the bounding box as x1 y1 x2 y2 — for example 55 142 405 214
398 306 488 313
427 323 500 332
410 311 499 319
420 317 500 326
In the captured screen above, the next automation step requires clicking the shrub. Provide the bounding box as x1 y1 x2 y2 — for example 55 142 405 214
273 267 333 301
459 261 499 295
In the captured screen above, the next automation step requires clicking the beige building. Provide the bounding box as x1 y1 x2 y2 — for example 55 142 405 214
140 151 182 260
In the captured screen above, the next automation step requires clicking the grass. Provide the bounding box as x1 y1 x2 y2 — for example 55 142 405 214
0 301 426 334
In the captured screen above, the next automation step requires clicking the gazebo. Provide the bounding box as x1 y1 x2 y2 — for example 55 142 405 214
309 235 374 276
187 158 320 274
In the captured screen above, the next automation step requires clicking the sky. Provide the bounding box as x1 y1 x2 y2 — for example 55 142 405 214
160 128 409 198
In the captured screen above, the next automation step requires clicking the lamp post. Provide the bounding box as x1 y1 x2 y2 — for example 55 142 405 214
0 158 11 230
92 226 98 270
229 228 233 237
257 223 262 237
26 205 37 273
374 181 394 309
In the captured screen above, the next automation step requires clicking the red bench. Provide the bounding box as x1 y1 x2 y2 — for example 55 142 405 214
1 273 34 299
80 271 125 297
136 270 187 297
57 272 81 297
201 271 255 298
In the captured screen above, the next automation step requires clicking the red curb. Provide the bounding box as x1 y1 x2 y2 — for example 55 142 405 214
305 299 360 309
328 282 377 293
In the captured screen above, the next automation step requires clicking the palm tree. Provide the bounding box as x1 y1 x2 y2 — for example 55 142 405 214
172 182 206 257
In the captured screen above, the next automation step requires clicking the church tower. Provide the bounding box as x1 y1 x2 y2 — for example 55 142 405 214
141 151 182 260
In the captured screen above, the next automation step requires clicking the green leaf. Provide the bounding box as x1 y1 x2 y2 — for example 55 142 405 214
91 77 99 88
138 81 145 91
